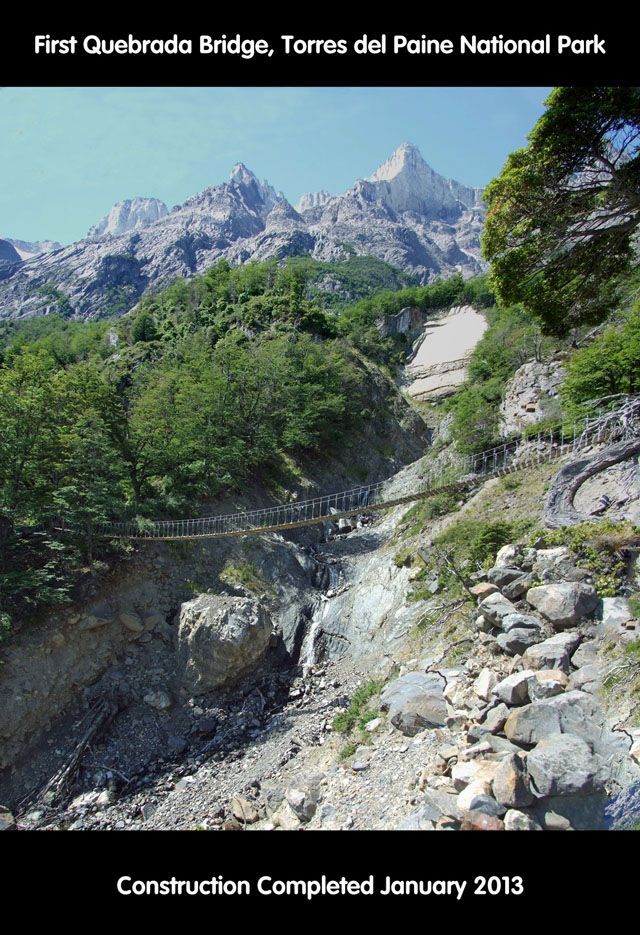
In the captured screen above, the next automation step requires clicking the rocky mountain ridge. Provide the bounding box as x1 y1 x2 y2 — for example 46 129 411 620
87 197 169 238
0 143 488 321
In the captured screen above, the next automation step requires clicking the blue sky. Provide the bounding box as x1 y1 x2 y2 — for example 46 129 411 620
1 86 553 245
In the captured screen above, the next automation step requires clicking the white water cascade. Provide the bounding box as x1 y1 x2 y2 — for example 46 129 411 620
300 562 340 672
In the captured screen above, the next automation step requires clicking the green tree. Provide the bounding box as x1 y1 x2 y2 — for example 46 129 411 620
131 311 160 343
562 304 640 404
482 87 640 336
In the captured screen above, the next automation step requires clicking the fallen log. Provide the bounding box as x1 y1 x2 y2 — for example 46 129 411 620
543 438 640 528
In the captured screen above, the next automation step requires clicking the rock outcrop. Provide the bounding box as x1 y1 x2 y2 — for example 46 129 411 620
176 595 275 695
500 358 565 435
88 197 169 238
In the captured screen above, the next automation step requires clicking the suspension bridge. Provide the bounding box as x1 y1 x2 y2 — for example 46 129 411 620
61 395 640 542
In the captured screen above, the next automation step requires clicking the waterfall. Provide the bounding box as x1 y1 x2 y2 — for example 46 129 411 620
300 561 340 671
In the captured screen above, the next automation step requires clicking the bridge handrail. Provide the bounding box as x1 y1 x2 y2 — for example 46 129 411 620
39 393 640 540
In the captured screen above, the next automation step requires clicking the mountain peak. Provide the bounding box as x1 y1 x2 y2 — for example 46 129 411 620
363 143 483 217
229 162 258 185
88 197 169 238
366 142 426 183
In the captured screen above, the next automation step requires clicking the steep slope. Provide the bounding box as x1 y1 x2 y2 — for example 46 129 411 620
0 145 488 321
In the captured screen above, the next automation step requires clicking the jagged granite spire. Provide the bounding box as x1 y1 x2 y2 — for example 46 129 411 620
88 197 169 238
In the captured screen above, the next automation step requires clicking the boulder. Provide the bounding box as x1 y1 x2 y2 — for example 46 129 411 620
523 631 582 673
177 595 272 695
286 773 323 822
380 673 447 736
598 597 634 633
492 670 537 706
496 628 545 656
494 544 522 567
571 641 598 668
526 583 599 629
474 667 498 701
527 669 568 702
504 703 561 746
483 703 511 733
567 665 600 692
500 613 544 633
502 574 536 601
505 690 602 749
231 796 260 824
492 754 533 808
477 592 518 626
470 582 500 600
527 735 602 796
532 794 607 831
503 808 542 831
487 566 524 588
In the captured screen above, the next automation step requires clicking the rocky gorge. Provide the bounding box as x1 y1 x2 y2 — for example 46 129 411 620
2 378 640 837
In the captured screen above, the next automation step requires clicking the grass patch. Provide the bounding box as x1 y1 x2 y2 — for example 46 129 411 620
337 742 358 762
544 519 640 597
332 679 383 734
397 493 458 539
220 559 272 594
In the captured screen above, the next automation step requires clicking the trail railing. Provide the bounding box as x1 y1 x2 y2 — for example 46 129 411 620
52 394 640 541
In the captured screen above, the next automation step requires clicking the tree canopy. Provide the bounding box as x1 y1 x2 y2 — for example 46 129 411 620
482 87 640 336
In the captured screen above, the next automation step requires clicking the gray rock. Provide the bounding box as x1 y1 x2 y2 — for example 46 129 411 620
500 613 544 633
466 794 506 818
604 779 640 830
477 592 518 626
502 574 536 601
532 546 573 572
286 773 323 822
492 754 533 808
503 808 542 831
380 673 447 736
177 595 272 694
527 734 603 796
474 667 498 701
505 690 600 748
504 703 562 746
496 627 545 656
567 665 600 692
532 794 606 831
143 690 172 710
571 641 598 668
598 597 633 630
486 734 524 755
421 789 464 822
527 669 568 702
526 583 599 629
487 566 524 587
484 703 511 733
492 670 537 706
395 807 436 830
494 544 522 567
522 631 582 673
